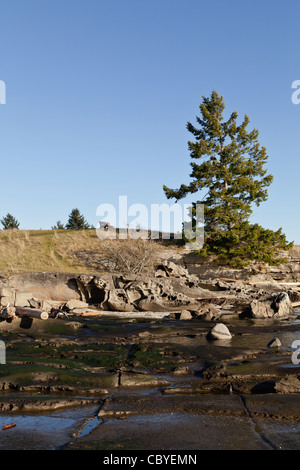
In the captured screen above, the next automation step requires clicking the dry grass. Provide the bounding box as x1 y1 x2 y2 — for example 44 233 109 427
0 229 99 273
0 229 295 274
0 229 172 274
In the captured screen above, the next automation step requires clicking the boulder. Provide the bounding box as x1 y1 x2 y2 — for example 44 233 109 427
179 310 193 320
195 303 221 321
107 289 133 312
267 338 281 348
274 375 300 394
207 323 232 341
272 292 293 317
173 365 190 375
249 300 272 318
29 298 65 312
249 292 293 319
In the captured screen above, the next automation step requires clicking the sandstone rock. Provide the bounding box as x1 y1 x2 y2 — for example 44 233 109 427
274 375 300 394
120 373 169 387
155 268 167 278
200 311 218 321
42 299 65 311
207 323 232 341
272 292 293 317
75 274 111 303
173 365 190 375
249 292 293 319
65 299 89 310
125 288 142 304
28 298 42 309
0 288 15 297
72 308 89 314
107 289 133 312
15 292 33 307
267 338 281 348
155 261 189 278
179 310 193 320
195 303 221 321
7 272 82 301
29 298 65 312
249 299 273 318
133 284 201 312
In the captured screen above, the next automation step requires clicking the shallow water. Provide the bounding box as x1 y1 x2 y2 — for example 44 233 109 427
0 404 99 450
0 313 299 450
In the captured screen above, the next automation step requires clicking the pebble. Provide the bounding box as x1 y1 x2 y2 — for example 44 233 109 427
267 337 281 348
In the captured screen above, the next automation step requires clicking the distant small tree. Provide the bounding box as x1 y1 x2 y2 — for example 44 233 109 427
1 213 20 230
52 220 65 230
66 208 90 230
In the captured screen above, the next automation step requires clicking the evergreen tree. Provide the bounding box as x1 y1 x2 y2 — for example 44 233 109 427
66 208 90 230
51 220 65 230
1 213 20 230
163 91 292 267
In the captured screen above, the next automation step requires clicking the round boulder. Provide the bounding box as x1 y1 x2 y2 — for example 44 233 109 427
179 310 193 320
207 323 232 341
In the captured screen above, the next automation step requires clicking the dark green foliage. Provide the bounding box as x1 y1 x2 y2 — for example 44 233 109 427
1 213 20 230
66 208 90 230
201 222 293 268
163 91 293 266
51 220 65 230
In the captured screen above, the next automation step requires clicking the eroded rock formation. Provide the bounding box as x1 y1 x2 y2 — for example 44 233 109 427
0 256 299 319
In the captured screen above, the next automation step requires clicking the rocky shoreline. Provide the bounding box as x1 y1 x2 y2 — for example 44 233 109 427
1 254 300 320
0 252 299 449
0 305 299 410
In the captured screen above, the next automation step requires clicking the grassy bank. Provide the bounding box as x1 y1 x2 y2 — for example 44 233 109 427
0 229 98 273
0 229 174 274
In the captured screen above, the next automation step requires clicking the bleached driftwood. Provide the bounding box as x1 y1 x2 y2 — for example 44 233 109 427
0 305 17 319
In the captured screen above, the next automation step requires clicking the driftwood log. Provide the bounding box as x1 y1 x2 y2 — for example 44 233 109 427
2 423 16 431
0 306 17 319
15 307 49 320
218 278 254 285
81 311 102 317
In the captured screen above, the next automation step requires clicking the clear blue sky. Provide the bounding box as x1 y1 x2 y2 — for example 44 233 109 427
0 0 299 242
